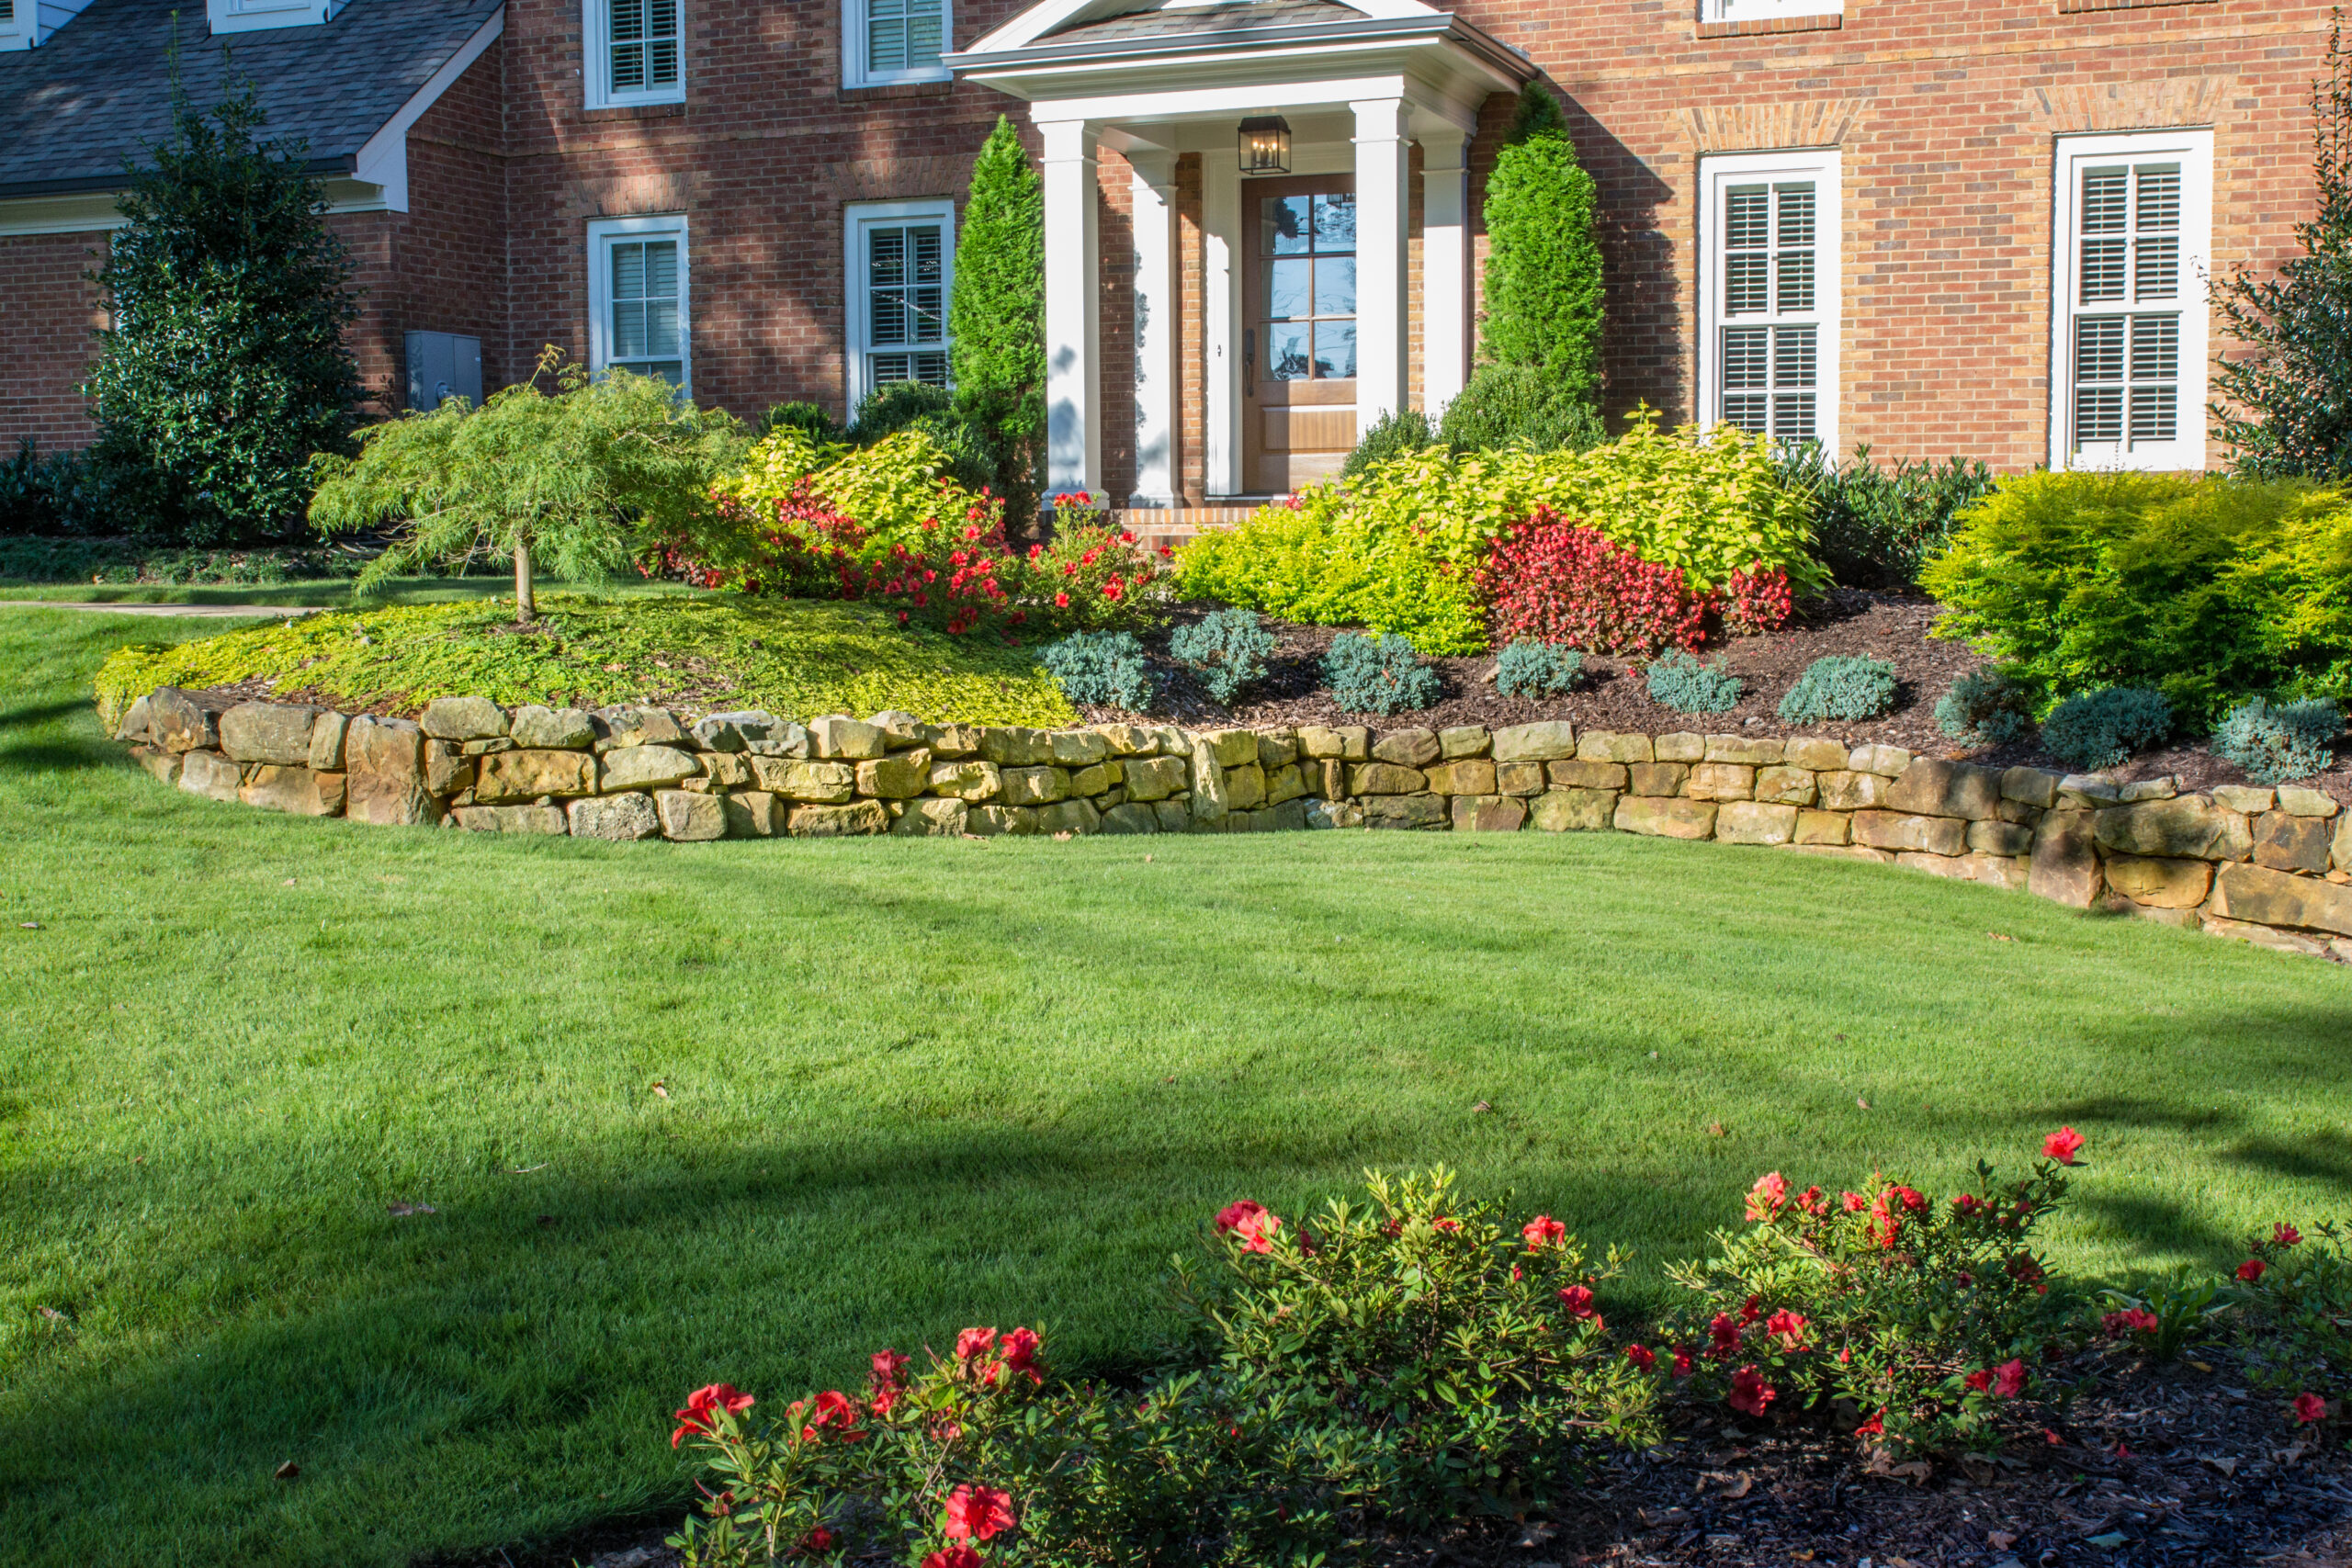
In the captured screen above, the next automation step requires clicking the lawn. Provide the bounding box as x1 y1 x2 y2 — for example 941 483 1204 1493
1 605 2347 1568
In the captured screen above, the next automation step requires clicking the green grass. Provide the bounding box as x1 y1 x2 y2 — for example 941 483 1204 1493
90 592 1078 728
0 575 695 607
1 607 2347 1567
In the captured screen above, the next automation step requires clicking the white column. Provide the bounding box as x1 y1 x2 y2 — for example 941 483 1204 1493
1202 153 1241 496
1419 128 1471 417
1039 118 1101 498
1351 97 1410 427
1127 151 1179 508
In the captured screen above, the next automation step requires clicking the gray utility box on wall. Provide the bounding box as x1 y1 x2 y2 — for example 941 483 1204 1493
404 332 483 412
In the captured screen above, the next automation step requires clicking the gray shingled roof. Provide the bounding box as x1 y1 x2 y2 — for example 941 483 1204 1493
0 0 502 198
1044 0 1365 43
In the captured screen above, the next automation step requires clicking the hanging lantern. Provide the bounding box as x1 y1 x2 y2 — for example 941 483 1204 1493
1238 116 1292 175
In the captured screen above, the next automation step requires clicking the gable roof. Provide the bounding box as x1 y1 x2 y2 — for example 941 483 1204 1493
0 0 503 200
1041 0 1371 45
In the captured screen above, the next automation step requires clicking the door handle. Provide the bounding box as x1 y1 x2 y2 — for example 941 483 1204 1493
1243 329 1255 394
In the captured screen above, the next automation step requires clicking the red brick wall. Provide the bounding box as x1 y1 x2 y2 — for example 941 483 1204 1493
0 231 108 451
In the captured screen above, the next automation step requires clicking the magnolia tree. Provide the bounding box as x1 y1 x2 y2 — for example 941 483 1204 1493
308 347 743 623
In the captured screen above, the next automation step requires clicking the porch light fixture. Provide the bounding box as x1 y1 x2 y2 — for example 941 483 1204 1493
1238 116 1292 174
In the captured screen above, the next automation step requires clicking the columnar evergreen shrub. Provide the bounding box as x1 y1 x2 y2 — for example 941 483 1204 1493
1168 607 1274 704
949 116 1047 524
1494 638 1585 698
89 78 363 545
1479 85 1604 409
2211 696 2342 784
2039 686 2173 772
1323 632 1442 714
1776 655 1898 724
1935 667 2036 749
1040 631 1155 709
1645 650 1742 714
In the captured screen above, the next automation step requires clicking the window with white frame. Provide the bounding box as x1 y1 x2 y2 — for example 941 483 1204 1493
844 0 948 86
1700 148 1839 452
2051 130 2212 470
1701 0 1841 23
588 216 689 389
844 200 954 409
584 0 683 107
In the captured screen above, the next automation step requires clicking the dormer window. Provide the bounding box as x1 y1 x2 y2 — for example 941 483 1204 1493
206 0 345 37
6 0 107 48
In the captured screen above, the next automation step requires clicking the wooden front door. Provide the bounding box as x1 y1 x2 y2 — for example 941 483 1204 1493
1242 179 1357 494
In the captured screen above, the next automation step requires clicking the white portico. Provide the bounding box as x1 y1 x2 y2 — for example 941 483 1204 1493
945 0 1530 508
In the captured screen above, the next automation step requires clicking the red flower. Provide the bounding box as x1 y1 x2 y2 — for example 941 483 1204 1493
1728 1365 1775 1416
803 1526 834 1552
2237 1258 2267 1282
1765 1309 1808 1348
1965 1369 1994 1393
999 1326 1043 1386
1892 1186 1927 1213
1994 1359 2027 1399
1855 1408 1885 1435
1671 1347 1695 1379
1432 1216 1462 1234
1215 1200 1281 1253
1841 1191 1867 1213
798 1388 865 1442
2295 1393 2328 1424
671 1382 756 1447
1795 1186 1829 1217
1119 530 1136 544
1102 580 1124 602
1626 1344 1657 1371
956 1326 998 1362
963 525 982 541
1080 549 1098 566
2276 1224 2304 1248
1739 1294 1762 1325
922 1549 982 1568
2102 1306 2159 1337
1954 1193 1986 1215
1745 1172 1789 1222
1522 1214 1566 1249
1053 592 1069 607
944 1483 1014 1541
2043 1126 2086 1165
1557 1285 1596 1319
1707 1314 1742 1358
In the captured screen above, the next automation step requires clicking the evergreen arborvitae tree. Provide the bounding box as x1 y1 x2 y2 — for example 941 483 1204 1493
1477 82 1605 408
949 116 1046 524
2212 15 2352 478
88 71 362 545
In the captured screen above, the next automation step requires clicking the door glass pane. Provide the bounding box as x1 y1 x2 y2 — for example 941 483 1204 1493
1255 188 1355 380
1313 256 1354 318
1267 326 1311 381
1262 197 1312 254
1266 259 1312 321
1311 194 1354 246
1314 321 1356 380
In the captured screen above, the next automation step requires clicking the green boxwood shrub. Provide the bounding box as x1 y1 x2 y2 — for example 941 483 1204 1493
1040 630 1155 711
1323 632 1442 715
1935 667 2036 749
2040 686 2173 773
2211 696 2342 784
1340 408 1439 480
1776 655 1898 724
1168 607 1274 705
1780 444 1996 589
1434 364 1604 457
1646 649 1742 714
1494 638 1585 698
1920 471 2352 722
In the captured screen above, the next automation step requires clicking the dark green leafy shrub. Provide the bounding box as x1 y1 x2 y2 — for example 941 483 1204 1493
89 79 363 546
1435 364 1604 456
1781 444 1996 589
848 380 955 442
1168 607 1273 704
1776 655 1897 724
2225 1223 2352 1424
1495 637 1585 697
1919 471 2352 722
1479 83 1604 408
2097 1269 2230 1365
1646 649 1742 714
2039 686 2172 772
0 440 128 537
1040 630 1155 710
1935 667 2036 749
1323 632 1442 715
2211 696 2342 784
1341 407 1438 479
754 401 841 443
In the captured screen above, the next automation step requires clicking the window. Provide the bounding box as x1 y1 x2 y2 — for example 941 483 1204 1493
844 200 955 409
2051 130 2212 470
845 0 948 85
585 0 683 107
1700 148 1839 453
588 216 689 390
1700 0 1840 22
1258 191 1356 382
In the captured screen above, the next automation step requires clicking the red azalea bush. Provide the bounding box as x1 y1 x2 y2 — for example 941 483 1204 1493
1476 506 1795 657
1655 1130 2087 1453
2224 1220 2352 1428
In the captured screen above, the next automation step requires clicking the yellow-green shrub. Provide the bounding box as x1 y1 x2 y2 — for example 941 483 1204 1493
1173 412 1821 654
698 426 1000 581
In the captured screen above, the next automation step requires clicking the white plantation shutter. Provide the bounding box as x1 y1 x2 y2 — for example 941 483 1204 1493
847 202 956 407
850 0 949 84
1702 151 1839 454
590 217 689 391
608 0 680 94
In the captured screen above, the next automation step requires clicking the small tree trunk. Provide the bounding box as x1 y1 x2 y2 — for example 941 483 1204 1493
514 540 536 624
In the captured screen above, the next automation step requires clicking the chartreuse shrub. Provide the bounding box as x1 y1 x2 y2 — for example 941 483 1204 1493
91 594 1077 729
2040 686 2173 773
1776 655 1897 725
1645 649 1742 714
1039 630 1155 711
1323 632 1442 715
667 1170 1658 1567
1494 638 1584 698
703 423 1001 585
1920 471 2352 722
1167 607 1274 704
2211 696 2343 784
1935 666 2036 749
1174 412 1822 655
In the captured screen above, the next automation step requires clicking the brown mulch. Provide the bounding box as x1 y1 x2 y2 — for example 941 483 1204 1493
435 1352 2352 1568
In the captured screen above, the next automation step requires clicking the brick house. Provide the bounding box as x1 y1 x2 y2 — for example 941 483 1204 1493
0 0 2329 521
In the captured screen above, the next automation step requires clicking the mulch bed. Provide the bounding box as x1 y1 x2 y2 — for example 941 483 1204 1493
444 1350 2352 1568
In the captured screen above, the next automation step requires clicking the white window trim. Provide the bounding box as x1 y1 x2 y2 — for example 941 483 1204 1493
1697 146 1841 456
843 0 952 88
843 197 957 413
1702 0 1841 22
583 0 685 109
587 214 691 393
2048 128 2213 472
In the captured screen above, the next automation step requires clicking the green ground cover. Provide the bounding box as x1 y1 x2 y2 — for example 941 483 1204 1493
1 607 2347 1567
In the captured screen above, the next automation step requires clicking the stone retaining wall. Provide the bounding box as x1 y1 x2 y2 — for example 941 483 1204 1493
113 687 2352 962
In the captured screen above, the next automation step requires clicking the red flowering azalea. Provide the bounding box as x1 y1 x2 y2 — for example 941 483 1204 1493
1557 1285 1596 1319
874 1348 910 1384
1053 592 1069 607
1432 1216 1462 1234
803 1526 834 1551
1671 1347 1695 1379
956 1326 998 1362
2296 1393 2328 1424
1522 1214 1566 1249
1893 1185 1928 1213
2237 1258 2267 1283
2276 1224 2304 1247
1993 1359 2027 1399
2102 1306 2159 1337
944 1483 1015 1541
672 1382 755 1447
1707 1313 1742 1358
1954 1193 1986 1215
1626 1344 1657 1371
1739 1294 1762 1325
921 1549 982 1568
1855 1409 1885 1436
1745 1172 1789 1222
1765 1309 1808 1348
1841 1191 1868 1213
999 1327 1043 1386
2043 1126 2086 1165
1215 1200 1282 1253
799 1389 865 1442
1795 1186 1830 1217
1728 1365 1775 1416
1964 1369 1994 1393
